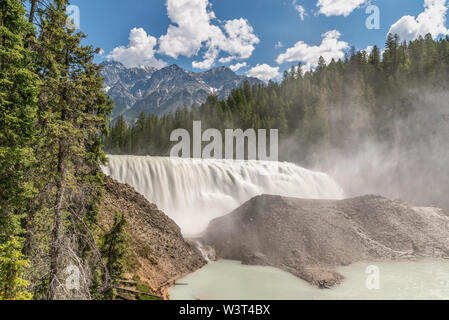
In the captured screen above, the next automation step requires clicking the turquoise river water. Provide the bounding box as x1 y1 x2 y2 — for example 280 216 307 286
169 260 449 300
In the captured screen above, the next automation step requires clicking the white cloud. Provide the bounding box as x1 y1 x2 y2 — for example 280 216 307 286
276 30 349 70
98 48 105 56
316 0 368 17
192 45 220 69
219 56 236 63
107 0 258 70
158 0 259 70
363 45 374 55
229 62 247 72
275 41 283 49
388 0 449 42
221 18 260 60
295 4 306 21
246 64 280 81
158 0 217 58
107 28 167 69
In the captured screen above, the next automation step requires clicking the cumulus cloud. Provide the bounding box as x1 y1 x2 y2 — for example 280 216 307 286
107 28 167 69
107 0 258 70
246 64 280 81
219 56 235 63
229 62 247 72
221 18 260 60
276 30 349 70
363 45 374 55
317 0 368 17
158 0 259 70
192 45 220 69
388 0 449 42
158 0 217 58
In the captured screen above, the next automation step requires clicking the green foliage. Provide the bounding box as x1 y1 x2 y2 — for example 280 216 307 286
1 0 119 300
105 34 449 165
0 237 32 300
101 212 129 283
0 0 115 300
134 280 162 301
26 0 113 299
137 293 163 301
0 0 39 300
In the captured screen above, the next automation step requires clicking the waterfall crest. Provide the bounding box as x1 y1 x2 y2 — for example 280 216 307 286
103 156 344 234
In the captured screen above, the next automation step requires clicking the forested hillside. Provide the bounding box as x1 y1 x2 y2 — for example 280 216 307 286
105 33 449 162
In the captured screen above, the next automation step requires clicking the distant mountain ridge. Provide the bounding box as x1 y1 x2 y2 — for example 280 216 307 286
101 61 263 122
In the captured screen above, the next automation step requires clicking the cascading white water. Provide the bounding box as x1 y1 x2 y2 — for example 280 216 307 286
103 155 344 235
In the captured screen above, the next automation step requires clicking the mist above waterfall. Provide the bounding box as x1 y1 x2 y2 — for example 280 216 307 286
103 156 344 234
293 90 449 209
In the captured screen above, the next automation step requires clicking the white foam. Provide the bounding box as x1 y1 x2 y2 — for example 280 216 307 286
103 156 344 234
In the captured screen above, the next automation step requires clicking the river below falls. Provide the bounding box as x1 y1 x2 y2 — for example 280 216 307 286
169 260 449 300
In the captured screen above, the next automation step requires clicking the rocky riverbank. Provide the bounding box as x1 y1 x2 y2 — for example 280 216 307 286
202 195 449 288
100 177 207 298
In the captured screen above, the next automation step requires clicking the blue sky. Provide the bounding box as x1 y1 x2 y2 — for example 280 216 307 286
70 0 449 80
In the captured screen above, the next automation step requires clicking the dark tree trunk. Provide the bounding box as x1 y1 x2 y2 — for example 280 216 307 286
48 136 65 300
28 0 38 24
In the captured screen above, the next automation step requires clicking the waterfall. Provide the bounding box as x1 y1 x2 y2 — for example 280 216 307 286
103 156 344 235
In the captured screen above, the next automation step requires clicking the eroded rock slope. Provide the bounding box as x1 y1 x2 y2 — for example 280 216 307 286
203 195 449 288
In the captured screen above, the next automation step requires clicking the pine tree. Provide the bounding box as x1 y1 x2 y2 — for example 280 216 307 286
100 211 128 298
0 237 31 300
0 0 39 300
32 0 113 299
101 212 128 282
317 56 326 71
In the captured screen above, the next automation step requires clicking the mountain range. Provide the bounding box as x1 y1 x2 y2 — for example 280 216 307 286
101 61 263 122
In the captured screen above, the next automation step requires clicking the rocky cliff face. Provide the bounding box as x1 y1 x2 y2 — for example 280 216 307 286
100 176 206 295
202 195 449 288
101 61 263 121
